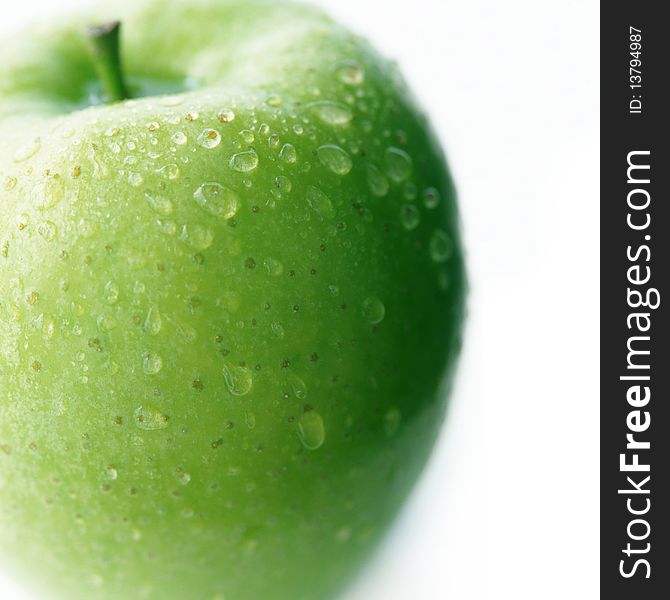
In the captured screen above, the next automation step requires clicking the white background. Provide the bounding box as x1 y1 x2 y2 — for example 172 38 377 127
0 0 600 599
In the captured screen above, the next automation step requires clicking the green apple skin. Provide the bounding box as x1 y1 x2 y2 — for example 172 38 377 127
0 1 465 599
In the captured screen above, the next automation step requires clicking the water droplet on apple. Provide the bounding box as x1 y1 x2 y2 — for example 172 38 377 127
384 407 402 437
14 138 40 162
143 306 162 336
37 220 58 242
366 164 389 197
385 147 412 183
176 469 191 485
239 129 255 144
245 411 256 429
429 229 453 263
317 145 352 175
279 143 297 163
222 363 253 396
157 219 177 235
270 321 285 339
134 405 170 430
193 183 239 219
218 109 236 123
179 223 214 250
106 464 118 480
40 175 64 209
229 149 259 172
263 257 284 277
103 281 119 304
96 314 117 331
423 186 441 209
197 128 222 149
404 182 418 201
158 163 180 180
361 296 385 324
128 171 144 187
337 60 365 85
289 374 308 399
267 94 283 107
142 351 163 375
41 314 56 339
172 131 188 145
145 192 174 216
297 411 325 450
400 204 420 230
306 186 334 219
308 101 353 126
4 176 17 190
146 121 160 131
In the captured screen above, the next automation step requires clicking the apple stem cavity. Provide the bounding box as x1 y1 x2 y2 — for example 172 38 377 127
85 21 129 103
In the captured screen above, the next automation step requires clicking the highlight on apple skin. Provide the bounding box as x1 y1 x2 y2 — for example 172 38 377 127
0 1 466 598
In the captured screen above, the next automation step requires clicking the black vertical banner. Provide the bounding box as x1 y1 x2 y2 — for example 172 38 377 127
601 3 670 597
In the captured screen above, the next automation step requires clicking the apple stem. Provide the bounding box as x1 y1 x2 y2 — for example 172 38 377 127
85 21 129 103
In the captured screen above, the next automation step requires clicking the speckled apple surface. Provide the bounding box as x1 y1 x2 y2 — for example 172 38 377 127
0 1 466 598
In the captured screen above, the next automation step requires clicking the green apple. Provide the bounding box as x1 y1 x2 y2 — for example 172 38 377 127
0 1 465 599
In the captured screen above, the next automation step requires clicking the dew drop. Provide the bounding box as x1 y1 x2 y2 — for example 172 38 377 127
239 129 255 144
143 306 162 336
14 138 40 162
134 405 170 430
306 186 335 218
429 229 453 263
106 465 118 480
337 60 365 85
361 296 385 324
37 221 58 242
197 128 222 149
193 183 239 219
158 163 180 180
317 145 352 175
385 147 412 183
403 182 418 201
41 314 56 340
229 149 259 173
367 164 389 197
245 412 256 429
103 281 119 305
273 176 291 193
218 109 236 123
40 175 64 209
180 223 214 250
4 176 17 190
176 470 191 485
146 121 160 132
222 363 253 396
308 101 353 126
279 143 297 163
263 257 284 277
270 321 285 339
128 171 144 187
297 412 325 450
145 192 173 216
289 374 308 400
423 187 441 209
400 204 421 230
172 131 188 145
384 407 402 437
142 351 163 375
